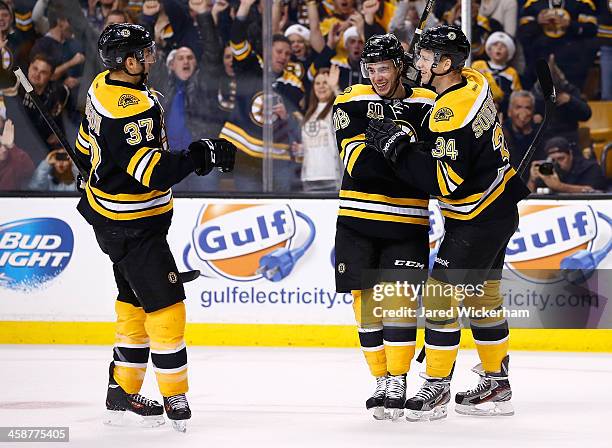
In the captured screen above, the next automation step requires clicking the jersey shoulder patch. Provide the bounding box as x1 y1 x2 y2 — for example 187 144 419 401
334 84 379 105
429 68 489 133
88 71 155 119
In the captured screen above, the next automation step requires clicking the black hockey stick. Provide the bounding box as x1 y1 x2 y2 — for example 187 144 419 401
405 0 436 85
13 67 89 178
516 59 557 177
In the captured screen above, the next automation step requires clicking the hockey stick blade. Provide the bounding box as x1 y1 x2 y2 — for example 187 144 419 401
516 59 557 177
13 67 89 178
179 270 200 283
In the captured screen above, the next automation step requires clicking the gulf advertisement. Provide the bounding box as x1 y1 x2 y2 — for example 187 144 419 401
0 198 611 331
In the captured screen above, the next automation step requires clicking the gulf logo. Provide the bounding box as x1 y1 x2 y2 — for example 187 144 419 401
190 203 296 281
504 204 598 283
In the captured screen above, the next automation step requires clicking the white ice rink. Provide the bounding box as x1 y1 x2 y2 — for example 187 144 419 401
0 346 610 448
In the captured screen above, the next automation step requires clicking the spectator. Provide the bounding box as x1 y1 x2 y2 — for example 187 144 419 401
528 136 607 193
284 24 317 91
389 0 439 45
531 56 591 147
310 25 366 90
217 44 236 123
518 0 598 90
295 66 342 192
0 119 35 191
480 0 518 36
0 0 36 85
599 0 611 100
219 0 304 191
30 9 85 100
472 31 522 115
440 0 503 60
19 54 69 153
504 90 541 178
84 0 120 32
28 148 77 191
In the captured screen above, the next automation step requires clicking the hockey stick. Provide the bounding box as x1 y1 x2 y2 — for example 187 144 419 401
516 59 557 177
404 0 436 85
13 67 89 178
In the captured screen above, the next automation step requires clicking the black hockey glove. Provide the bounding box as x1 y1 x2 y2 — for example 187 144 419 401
365 117 411 164
188 138 237 175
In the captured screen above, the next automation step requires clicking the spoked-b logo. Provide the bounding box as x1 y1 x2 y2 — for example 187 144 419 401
0 218 74 290
183 203 315 282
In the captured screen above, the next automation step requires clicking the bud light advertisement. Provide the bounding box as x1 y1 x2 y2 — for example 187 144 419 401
0 218 74 291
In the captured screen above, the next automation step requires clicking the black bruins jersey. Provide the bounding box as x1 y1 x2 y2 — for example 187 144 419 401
333 83 436 239
75 71 194 228
471 60 522 114
393 68 530 223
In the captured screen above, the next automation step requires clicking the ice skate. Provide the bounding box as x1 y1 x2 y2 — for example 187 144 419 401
455 355 514 416
103 362 165 427
365 375 387 420
384 373 406 421
164 394 191 432
405 373 451 422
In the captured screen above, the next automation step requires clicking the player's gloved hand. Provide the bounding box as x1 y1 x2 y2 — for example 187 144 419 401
365 117 410 164
188 138 237 175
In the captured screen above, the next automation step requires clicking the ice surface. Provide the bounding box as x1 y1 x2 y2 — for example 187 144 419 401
0 346 610 447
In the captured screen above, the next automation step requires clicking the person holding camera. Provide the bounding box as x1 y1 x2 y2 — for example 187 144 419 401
528 136 607 193
28 148 77 191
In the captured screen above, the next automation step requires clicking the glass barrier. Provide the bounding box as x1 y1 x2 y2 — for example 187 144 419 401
0 0 609 195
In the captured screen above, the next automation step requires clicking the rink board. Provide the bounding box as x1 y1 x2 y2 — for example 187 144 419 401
0 197 611 351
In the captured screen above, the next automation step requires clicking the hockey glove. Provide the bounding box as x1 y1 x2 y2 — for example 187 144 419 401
188 138 237 175
365 118 411 164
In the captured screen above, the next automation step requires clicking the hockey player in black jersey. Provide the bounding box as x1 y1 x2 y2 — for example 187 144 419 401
366 25 530 421
74 23 236 432
333 34 436 420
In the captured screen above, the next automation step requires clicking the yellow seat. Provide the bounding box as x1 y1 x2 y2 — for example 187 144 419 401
581 101 612 143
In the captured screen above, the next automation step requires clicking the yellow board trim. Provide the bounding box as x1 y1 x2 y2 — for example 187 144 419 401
1 322 611 352
338 208 429 225
339 190 429 207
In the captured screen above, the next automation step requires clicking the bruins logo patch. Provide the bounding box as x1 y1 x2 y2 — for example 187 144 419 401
434 107 454 122
118 93 140 108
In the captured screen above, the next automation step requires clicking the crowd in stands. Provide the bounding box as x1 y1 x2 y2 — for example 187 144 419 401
0 0 609 194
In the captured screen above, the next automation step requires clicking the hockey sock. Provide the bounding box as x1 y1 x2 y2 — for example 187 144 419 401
422 278 461 378
113 300 149 394
466 280 509 373
145 302 189 397
353 290 387 377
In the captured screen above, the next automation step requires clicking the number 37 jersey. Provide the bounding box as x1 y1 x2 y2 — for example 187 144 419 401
75 71 194 229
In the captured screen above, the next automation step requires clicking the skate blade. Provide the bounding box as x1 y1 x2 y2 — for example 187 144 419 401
171 420 187 433
406 405 448 422
385 408 405 421
371 407 386 420
103 410 165 428
455 401 514 416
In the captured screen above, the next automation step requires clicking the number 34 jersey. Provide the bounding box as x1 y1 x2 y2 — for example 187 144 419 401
392 68 530 224
333 84 436 239
75 71 195 229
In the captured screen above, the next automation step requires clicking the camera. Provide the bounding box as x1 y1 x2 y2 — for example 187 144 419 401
538 161 555 175
55 152 69 161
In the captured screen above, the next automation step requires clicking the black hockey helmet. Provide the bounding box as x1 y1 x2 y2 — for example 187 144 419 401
416 25 470 70
98 23 155 70
360 34 407 78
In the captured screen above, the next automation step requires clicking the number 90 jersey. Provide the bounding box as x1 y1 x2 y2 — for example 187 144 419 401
75 71 195 228
332 84 436 239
